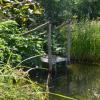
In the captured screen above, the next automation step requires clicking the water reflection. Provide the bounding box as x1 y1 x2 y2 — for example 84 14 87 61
51 64 100 100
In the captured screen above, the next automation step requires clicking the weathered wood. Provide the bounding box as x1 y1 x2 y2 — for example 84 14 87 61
41 55 66 64
48 22 52 71
46 22 52 93
22 21 50 35
66 19 71 64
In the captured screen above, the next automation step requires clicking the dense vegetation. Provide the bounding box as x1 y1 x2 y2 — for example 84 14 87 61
0 0 100 27
0 20 44 66
59 20 100 63
0 64 47 99
0 0 100 99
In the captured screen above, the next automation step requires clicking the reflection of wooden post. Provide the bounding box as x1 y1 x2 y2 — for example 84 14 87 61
66 19 71 64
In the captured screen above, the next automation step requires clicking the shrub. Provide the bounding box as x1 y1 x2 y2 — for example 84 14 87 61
0 20 44 65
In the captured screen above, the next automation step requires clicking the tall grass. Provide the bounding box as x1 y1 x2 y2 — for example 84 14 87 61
60 20 100 63
0 64 47 100
71 20 100 63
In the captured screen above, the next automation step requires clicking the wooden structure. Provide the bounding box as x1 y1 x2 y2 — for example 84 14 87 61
41 55 66 64
22 20 72 91
40 20 71 67
23 20 71 86
23 20 71 69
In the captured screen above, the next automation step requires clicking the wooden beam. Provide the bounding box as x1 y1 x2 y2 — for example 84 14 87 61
22 21 50 35
66 19 71 64
46 22 52 93
22 21 67 36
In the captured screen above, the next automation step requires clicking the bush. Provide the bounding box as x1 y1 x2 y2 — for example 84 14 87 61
0 20 22 65
0 20 44 65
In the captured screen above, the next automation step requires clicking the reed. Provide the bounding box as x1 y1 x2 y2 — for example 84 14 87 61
72 20 100 63
60 20 100 63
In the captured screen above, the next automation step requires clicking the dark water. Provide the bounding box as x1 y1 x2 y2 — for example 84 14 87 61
50 64 100 100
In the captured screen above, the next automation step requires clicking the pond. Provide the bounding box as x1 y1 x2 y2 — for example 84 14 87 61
50 64 100 100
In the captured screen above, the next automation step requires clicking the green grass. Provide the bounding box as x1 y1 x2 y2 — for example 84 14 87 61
0 64 47 100
72 20 100 63
59 20 100 63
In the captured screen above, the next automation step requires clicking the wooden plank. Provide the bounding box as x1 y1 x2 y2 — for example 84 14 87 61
46 22 52 92
41 55 66 64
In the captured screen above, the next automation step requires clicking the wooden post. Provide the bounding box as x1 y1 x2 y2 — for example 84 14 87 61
66 19 71 64
66 19 72 95
46 21 52 93
48 22 52 73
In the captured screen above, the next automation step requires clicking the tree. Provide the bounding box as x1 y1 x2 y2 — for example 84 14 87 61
0 0 44 28
76 0 100 19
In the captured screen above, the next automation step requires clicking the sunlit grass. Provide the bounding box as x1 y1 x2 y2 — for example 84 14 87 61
60 20 100 63
71 20 100 63
0 64 47 100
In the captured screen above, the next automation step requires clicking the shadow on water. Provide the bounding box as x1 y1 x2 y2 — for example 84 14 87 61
50 64 100 100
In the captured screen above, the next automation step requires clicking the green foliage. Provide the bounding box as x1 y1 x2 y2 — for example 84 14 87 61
0 0 100 28
76 0 100 19
0 20 44 65
41 0 75 24
59 20 100 63
49 92 77 100
0 64 47 99
41 0 100 24
0 20 21 64
0 0 44 27
72 20 100 63
0 64 77 100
